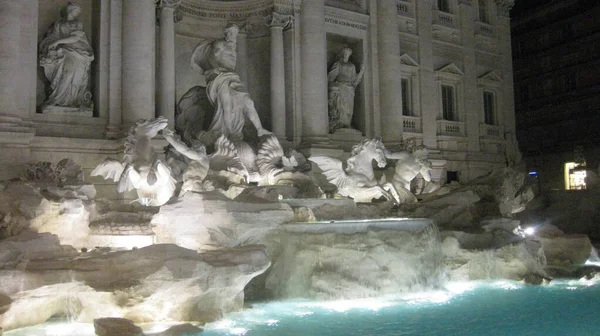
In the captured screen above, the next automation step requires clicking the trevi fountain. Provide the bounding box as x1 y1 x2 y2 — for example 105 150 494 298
0 1 599 335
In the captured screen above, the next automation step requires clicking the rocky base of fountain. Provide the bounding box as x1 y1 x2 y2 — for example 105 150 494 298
0 232 269 332
249 219 445 300
0 164 597 332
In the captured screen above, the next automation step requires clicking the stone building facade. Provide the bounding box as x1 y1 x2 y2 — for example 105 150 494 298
512 0 600 191
0 0 516 196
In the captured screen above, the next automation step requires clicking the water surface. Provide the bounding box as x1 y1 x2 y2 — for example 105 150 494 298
6 280 600 336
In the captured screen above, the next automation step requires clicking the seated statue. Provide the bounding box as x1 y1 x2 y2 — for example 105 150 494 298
185 23 271 143
38 2 94 110
327 47 364 133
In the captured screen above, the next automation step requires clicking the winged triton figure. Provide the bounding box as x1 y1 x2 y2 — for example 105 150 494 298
91 117 176 206
309 138 400 203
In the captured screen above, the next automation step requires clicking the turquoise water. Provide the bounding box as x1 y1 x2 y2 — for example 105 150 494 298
204 280 600 336
6 280 600 336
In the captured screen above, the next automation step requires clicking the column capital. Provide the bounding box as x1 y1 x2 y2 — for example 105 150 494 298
156 0 183 25
265 12 293 30
237 20 256 35
494 0 515 17
155 0 182 9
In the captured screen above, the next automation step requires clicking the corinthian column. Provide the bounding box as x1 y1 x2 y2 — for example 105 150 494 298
377 0 404 143
157 0 181 128
300 0 328 143
236 22 251 86
267 12 292 139
122 0 156 124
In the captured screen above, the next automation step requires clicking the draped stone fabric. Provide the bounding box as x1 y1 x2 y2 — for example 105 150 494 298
190 26 269 141
39 6 94 109
327 51 363 133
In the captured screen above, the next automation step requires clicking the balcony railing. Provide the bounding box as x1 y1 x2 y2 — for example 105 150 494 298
402 115 422 133
396 0 414 17
475 22 494 37
479 123 503 139
437 120 465 137
434 11 456 29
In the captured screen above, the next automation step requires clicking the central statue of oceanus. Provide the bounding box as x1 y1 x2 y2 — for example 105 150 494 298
177 23 271 145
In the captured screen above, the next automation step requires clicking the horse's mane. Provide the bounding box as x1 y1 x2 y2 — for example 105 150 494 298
347 138 384 172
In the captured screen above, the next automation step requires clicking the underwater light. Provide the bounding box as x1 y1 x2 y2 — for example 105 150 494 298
523 227 535 236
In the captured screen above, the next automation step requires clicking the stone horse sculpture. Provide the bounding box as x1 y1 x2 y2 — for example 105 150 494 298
309 138 400 203
92 117 176 206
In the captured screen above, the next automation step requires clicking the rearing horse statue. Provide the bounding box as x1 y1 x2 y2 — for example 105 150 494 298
309 138 400 203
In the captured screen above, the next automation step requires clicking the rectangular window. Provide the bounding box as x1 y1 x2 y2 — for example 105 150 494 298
437 0 451 13
483 90 495 125
478 0 489 24
401 78 412 116
441 85 455 120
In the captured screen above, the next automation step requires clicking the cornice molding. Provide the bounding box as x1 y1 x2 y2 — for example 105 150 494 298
324 6 369 31
178 1 368 32
436 63 464 82
478 70 503 87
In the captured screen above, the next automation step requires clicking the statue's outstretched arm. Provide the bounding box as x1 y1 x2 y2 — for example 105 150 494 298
385 150 410 160
163 129 206 162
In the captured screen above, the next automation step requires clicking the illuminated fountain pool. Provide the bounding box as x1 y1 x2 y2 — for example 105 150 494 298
6 280 600 336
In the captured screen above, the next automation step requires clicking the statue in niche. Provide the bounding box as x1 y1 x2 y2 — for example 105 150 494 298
38 2 94 112
327 47 364 133
183 23 271 144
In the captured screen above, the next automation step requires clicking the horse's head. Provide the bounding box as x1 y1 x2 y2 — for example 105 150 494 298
351 138 388 168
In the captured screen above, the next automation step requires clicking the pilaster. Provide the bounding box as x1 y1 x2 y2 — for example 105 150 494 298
459 0 480 152
300 0 329 144
416 0 438 149
122 0 156 124
106 0 123 138
267 12 292 140
157 0 182 128
495 0 516 137
376 0 404 144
